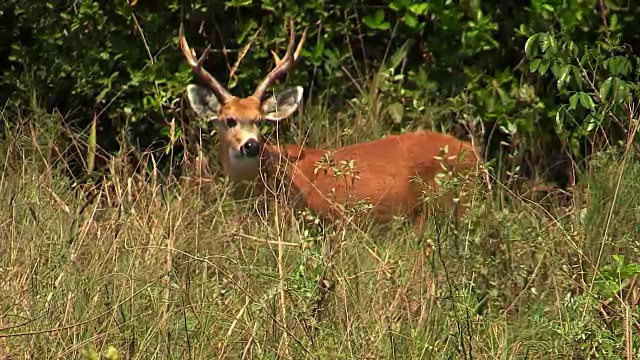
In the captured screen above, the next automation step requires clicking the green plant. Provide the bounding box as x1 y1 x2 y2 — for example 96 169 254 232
524 30 638 158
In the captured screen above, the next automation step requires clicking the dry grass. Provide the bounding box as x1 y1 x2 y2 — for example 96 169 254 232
0 110 639 360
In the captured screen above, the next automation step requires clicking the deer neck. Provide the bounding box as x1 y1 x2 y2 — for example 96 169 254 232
258 142 290 179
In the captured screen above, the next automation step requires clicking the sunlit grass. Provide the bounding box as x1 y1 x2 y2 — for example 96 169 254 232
0 104 639 359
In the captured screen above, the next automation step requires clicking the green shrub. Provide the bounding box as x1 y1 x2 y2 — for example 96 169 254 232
1 0 638 186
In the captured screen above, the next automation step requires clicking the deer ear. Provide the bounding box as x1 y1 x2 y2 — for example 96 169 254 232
261 86 303 121
186 84 221 121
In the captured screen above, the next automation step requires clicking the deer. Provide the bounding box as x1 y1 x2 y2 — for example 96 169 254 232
179 21 481 228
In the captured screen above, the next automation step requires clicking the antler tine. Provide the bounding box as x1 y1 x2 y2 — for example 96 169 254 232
179 24 232 103
252 20 307 100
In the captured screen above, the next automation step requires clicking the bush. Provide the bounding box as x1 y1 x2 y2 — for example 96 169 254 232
0 0 638 187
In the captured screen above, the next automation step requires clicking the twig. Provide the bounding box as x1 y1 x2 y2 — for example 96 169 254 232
130 11 154 63
161 203 179 339
575 57 602 103
598 0 610 40
228 27 263 86
218 296 250 360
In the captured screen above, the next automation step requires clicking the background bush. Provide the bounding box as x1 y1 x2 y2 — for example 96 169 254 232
1 0 639 187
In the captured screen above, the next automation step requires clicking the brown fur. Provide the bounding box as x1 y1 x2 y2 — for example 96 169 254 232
219 97 263 120
254 131 481 227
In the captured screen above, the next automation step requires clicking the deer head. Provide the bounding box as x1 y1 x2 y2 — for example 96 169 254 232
180 21 307 160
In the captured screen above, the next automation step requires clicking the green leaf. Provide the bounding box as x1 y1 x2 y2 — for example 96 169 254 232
571 66 584 89
542 4 554 11
87 114 97 175
613 79 631 103
600 77 613 102
96 87 110 104
81 347 100 360
556 65 571 90
578 92 595 110
555 109 565 132
496 87 511 105
363 9 390 30
390 0 411 11
529 59 541 73
539 59 550 74
387 102 405 123
225 0 253 7
484 94 496 112
160 126 171 136
408 3 429 15
538 33 550 53
604 56 632 76
524 33 539 57
545 34 558 56
405 13 418 28
600 77 631 104
313 39 325 58
569 93 579 109
375 9 385 23
610 13 619 28
563 40 579 57
584 114 598 133
388 40 409 71
362 15 379 29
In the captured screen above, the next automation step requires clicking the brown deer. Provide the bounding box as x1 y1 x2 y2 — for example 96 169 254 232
179 22 481 228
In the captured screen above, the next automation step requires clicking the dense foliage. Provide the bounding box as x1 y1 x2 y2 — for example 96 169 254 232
1 0 639 186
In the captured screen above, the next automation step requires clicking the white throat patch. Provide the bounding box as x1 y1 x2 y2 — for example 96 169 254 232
227 147 261 181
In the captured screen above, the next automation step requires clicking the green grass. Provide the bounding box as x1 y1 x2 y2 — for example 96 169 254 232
0 106 639 360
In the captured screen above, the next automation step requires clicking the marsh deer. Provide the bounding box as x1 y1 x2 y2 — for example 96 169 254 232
179 22 480 227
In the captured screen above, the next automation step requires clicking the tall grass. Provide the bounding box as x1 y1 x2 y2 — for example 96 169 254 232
0 96 639 360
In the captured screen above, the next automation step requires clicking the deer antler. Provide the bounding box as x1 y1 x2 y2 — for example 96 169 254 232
252 20 307 100
179 24 233 104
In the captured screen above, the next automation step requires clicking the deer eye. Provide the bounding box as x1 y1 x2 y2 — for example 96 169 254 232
225 118 238 128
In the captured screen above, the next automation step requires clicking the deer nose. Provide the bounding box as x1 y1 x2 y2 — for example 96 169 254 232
240 138 260 158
